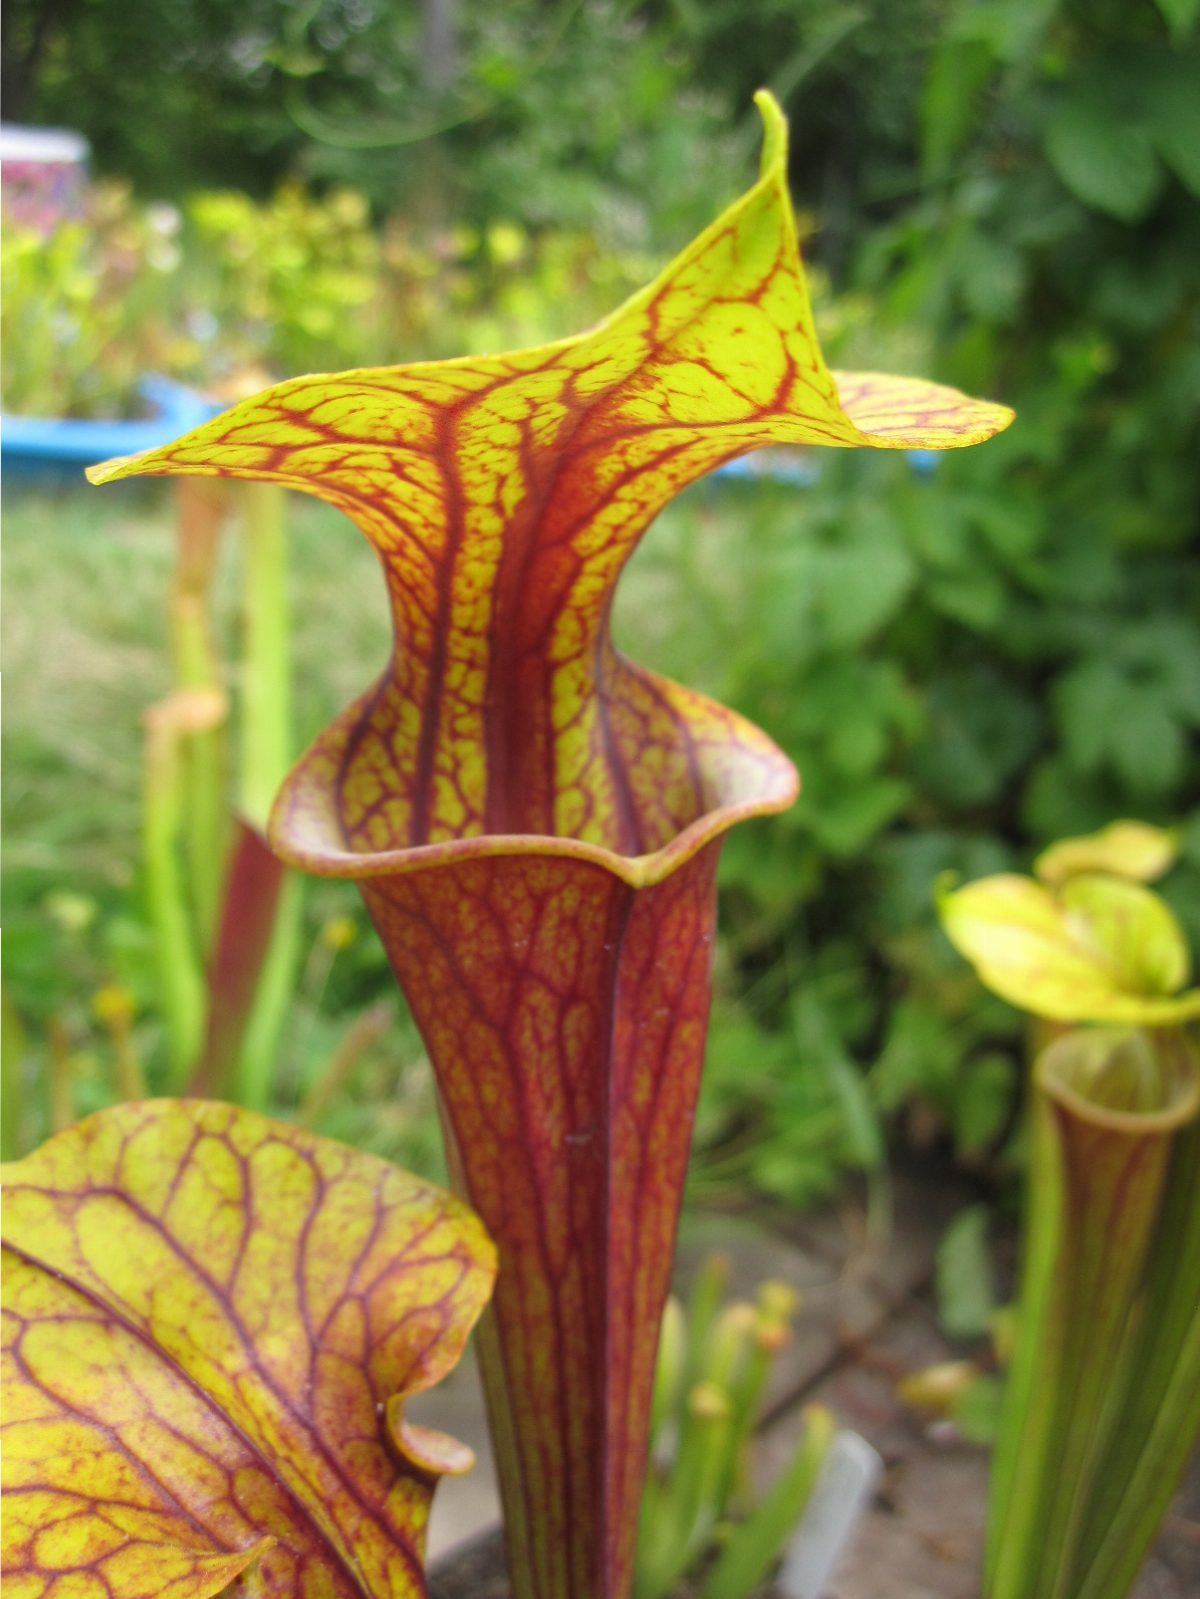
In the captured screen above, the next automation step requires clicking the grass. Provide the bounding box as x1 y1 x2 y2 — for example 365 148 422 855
3 479 427 1158
5 479 392 887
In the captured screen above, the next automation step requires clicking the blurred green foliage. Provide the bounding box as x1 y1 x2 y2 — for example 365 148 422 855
2 0 942 253
2 490 442 1174
4 0 1199 1214
635 1264 833 1599
695 0 1200 1208
2 186 183 419
0 178 654 416
3 0 740 234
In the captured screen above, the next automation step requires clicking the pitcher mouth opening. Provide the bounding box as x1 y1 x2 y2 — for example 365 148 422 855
1036 1029 1200 1134
268 693 799 892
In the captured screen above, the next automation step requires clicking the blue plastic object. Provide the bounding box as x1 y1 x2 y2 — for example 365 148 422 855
2 376 221 482
713 448 820 487
712 445 936 487
2 377 936 488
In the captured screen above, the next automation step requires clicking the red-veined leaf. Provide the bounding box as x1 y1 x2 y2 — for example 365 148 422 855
1 1101 496 1599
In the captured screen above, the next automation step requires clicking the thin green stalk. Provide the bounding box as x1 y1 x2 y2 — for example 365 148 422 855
238 483 292 827
170 480 229 952
1 993 27 1159
634 1382 733 1599
143 700 209 1086
173 592 227 944
636 1466 667 1570
647 1295 687 1459
700 1403 834 1599
297 1001 393 1128
683 1253 732 1394
92 987 146 1102
705 1301 757 1391
666 1301 754 1531
234 873 304 1110
635 1277 767 1599
674 1383 736 1555
231 482 301 1109
48 1019 75 1134
719 1285 796 1509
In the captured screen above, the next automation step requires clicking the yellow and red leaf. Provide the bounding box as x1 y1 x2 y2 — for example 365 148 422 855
87 93 1012 1599
938 871 1200 1025
89 92 1011 881
1 1100 496 1599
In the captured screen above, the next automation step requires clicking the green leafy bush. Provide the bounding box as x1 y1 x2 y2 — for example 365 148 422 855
1 184 184 417
659 0 1200 1207
1 178 654 418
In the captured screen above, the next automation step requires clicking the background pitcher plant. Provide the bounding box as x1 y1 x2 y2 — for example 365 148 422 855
939 827 1200 1599
88 93 1013 1599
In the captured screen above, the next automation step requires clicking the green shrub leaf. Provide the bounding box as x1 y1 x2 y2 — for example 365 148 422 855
1045 96 1163 221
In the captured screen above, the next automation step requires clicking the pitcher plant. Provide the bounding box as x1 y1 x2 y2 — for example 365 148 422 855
87 93 1013 1599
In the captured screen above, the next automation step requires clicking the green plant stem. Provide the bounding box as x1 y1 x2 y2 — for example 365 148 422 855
170 480 228 952
647 1295 686 1459
233 873 304 1110
673 1385 735 1574
1 994 27 1159
683 1253 731 1394
297 1001 393 1127
238 483 292 827
48 1019 74 1134
143 710 205 1086
699 1402 834 1599
109 1014 146 1102
659 1301 753 1540
719 1321 781 1511
231 482 301 1109
705 1302 757 1391
635 1279 762 1599
635 1383 733 1599
985 1028 1200 1599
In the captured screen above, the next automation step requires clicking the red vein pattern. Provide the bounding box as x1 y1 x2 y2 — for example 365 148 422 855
361 846 719 1599
1 1101 496 1599
86 94 1014 1599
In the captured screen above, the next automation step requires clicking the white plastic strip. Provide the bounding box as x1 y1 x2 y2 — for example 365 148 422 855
775 1429 883 1598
